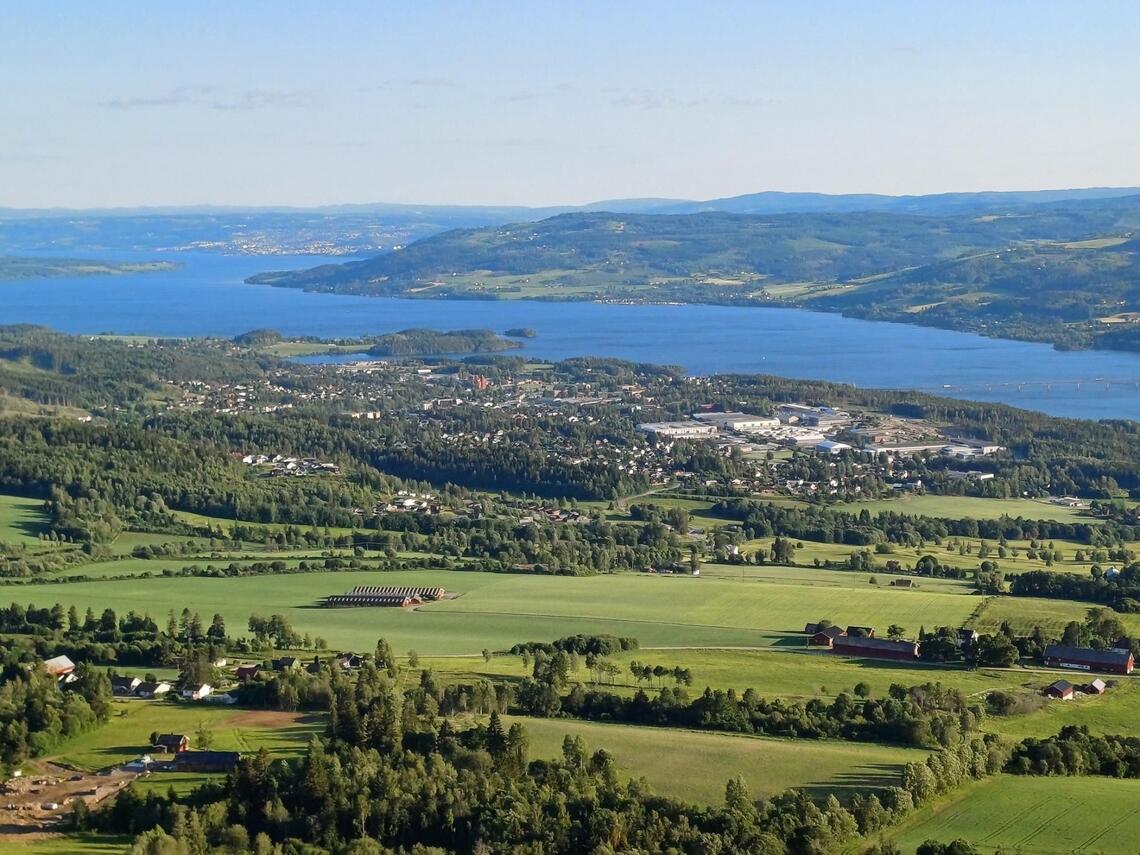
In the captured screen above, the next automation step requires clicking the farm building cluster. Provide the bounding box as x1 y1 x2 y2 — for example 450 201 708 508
804 624 1138 677
803 623 923 660
1044 677 1110 701
321 584 448 608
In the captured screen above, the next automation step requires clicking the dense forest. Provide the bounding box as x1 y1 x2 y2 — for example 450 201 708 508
83 655 1008 854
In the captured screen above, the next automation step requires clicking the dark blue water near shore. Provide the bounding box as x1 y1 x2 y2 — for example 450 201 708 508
5 250 1140 421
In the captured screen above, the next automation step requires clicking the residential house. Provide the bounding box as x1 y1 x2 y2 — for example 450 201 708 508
110 676 142 696
336 653 366 671
957 629 980 648
181 683 213 700
42 655 76 678
135 681 171 699
235 665 261 682
153 733 189 753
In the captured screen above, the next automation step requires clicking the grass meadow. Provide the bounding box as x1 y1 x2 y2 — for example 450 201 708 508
893 775 1140 853
421 647 1018 702
50 700 322 771
7 568 984 654
832 494 1097 524
0 493 52 546
506 716 927 805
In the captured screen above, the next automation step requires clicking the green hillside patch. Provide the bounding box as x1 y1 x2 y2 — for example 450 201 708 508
0 493 52 546
510 716 927 805
894 775 1140 854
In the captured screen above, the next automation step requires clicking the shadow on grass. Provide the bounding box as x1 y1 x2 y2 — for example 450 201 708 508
801 762 909 801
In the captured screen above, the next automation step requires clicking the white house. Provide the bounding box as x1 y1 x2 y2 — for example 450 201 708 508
181 683 213 700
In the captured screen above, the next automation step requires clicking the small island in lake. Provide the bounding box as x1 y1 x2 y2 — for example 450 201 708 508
0 256 181 281
504 327 537 339
236 328 523 358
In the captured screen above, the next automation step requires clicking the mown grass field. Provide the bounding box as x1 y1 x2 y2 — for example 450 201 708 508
832 494 1097 523
744 534 1108 576
507 716 927 805
0 834 130 855
423 647 1020 701
11 568 984 654
50 701 322 771
0 493 52 546
970 594 1140 638
893 775 1140 853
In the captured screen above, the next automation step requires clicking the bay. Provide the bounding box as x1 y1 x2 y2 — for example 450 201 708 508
3 250 1140 421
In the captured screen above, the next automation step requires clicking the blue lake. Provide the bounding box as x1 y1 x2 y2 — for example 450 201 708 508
4 250 1140 421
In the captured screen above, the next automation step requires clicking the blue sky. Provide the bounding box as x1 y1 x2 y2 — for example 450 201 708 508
3 2 1139 207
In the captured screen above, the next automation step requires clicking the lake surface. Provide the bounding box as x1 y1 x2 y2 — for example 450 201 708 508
5 250 1140 421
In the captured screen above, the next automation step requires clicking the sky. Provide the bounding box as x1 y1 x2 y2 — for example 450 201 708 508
3 1 1139 208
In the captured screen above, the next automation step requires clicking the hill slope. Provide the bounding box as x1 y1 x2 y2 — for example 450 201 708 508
249 201 1140 351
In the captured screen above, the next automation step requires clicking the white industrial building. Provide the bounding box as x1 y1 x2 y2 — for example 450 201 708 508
693 411 781 431
638 421 718 439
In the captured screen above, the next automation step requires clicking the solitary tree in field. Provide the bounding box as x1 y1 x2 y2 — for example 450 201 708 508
195 719 214 750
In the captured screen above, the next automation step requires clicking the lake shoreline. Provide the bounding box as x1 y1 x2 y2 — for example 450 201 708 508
6 250 1140 422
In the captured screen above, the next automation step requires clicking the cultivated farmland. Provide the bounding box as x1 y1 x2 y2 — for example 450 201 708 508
11 568 982 654
894 775 1140 853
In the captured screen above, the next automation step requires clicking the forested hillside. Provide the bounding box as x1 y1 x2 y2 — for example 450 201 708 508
251 198 1140 352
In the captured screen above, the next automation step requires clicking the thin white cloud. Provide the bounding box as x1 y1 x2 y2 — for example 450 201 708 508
607 87 774 111
101 85 322 111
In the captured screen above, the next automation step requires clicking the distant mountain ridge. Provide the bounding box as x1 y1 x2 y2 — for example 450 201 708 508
5 186 1140 219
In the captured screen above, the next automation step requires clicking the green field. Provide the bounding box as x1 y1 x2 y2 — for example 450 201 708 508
50 700 322 771
744 534 1107 577
986 678 1140 740
971 594 1140 638
0 834 130 855
509 716 927 805
169 509 368 540
10 568 983 654
0 493 52 546
833 494 1096 524
423 647 1018 702
894 775 1140 853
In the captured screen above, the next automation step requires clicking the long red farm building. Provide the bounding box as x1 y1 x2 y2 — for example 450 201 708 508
321 585 447 608
831 635 920 661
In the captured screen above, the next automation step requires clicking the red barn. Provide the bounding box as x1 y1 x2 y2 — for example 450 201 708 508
832 635 919 661
810 626 846 647
1042 644 1134 675
1045 680 1074 700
